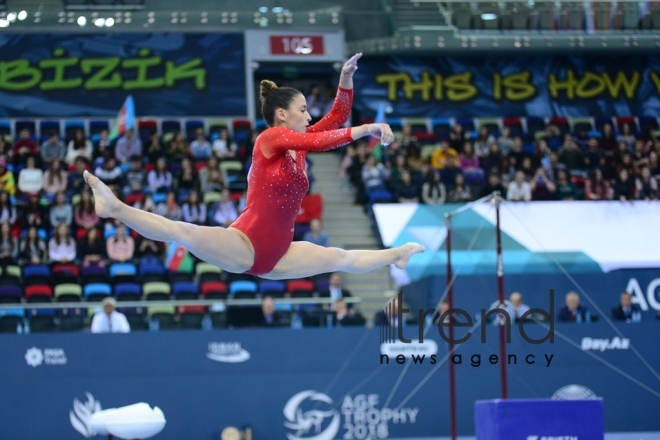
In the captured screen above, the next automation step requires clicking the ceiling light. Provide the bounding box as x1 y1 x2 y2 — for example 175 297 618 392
481 13 497 20
7 12 16 22
0 19 8 28
77 16 87 26
258 7 268 13
18 11 27 21
94 18 104 27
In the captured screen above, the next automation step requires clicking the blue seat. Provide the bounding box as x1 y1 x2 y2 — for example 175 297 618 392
1 308 25 317
65 120 86 140
456 117 475 131
152 193 167 204
109 263 137 277
89 120 109 136
23 265 50 279
139 263 165 277
15 120 36 137
162 120 181 135
386 117 402 132
229 280 258 297
39 120 60 140
368 188 394 204
172 281 199 297
84 283 112 299
114 282 141 299
185 119 204 140
259 280 286 294
587 130 602 139
0 121 10 137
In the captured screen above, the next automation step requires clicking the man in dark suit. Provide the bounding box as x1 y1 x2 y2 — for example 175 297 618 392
330 299 365 327
256 295 281 327
557 291 589 323
319 272 352 308
612 292 642 322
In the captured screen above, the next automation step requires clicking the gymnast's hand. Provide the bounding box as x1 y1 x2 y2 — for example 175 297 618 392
367 123 394 147
339 53 362 89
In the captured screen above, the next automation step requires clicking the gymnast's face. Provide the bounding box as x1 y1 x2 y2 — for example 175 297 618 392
281 93 311 133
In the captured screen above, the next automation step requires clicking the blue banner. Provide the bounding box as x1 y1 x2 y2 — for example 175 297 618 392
0 325 658 439
0 33 246 117
353 55 660 118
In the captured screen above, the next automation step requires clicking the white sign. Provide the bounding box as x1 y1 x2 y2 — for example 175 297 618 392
206 342 250 363
25 346 67 367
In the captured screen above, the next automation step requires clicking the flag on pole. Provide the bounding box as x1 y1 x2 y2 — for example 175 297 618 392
109 95 136 141
165 242 193 273
368 103 387 158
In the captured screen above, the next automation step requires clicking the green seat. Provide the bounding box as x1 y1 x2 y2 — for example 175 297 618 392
477 118 501 134
195 263 221 276
421 145 437 160
54 283 83 302
203 192 222 205
143 282 171 300
571 117 593 133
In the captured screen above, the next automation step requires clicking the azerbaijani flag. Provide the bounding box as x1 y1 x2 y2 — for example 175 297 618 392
109 95 136 141
165 242 194 273
368 103 387 158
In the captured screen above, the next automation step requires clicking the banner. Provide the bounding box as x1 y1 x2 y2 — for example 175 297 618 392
0 33 246 117
353 55 660 118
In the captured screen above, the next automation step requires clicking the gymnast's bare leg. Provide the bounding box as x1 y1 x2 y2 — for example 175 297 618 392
263 241 424 280
84 170 255 274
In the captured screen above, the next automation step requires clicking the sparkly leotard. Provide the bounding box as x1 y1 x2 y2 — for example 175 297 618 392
230 87 354 276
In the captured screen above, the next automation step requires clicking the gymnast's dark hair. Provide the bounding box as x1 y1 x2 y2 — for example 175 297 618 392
260 80 302 128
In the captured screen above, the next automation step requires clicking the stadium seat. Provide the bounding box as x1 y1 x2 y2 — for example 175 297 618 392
0 265 21 286
161 120 182 136
185 119 205 140
172 281 199 300
81 266 110 285
40 120 61 140
526 117 546 134
594 116 614 132
147 305 177 330
615 116 638 132
138 119 158 143
208 119 229 137
28 309 56 332
143 282 171 301
52 264 80 285
178 305 205 329
456 117 475 131
432 117 452 139
638 116 659 130
572 117 594 133
109 263 138 285
550 117 570 134
259 280 286 298
0 121 11 137
114 282 142 302
0 286 22 304
229 280 258 297
122 307 148 331
196 262 222 283
54 283 83 303
201 281 228 300
23 265 51 286
220 161 247 190
58 307 87 332
368 188 394 204
477 118 501 134
89 120 110 137
84 283 113 302
139 262 166 283
15 120 36 138
315 279 330 293
0 309 24 332
25 285 53 303
287 280 315 298
403 118 429 134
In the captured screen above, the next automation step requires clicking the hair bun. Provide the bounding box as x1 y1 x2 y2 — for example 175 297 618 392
260 80 278 102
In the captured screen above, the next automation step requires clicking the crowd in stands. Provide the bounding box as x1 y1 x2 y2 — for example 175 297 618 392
341 120 660 207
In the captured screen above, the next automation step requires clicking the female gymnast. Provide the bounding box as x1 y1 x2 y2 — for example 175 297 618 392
83 53 424 280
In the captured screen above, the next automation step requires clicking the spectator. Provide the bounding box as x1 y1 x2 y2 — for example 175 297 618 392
520 156 536 181
134 193 156 213
530 167 556 201
48 223 76 264
440 156 462 190
0 222 17 266
189 128 212 161
211 189 238 227
557 134 584 171
331 299 364 327
307 85 326 123
93 129 113 160
302 218 329 247
507 137 529 170
473 126 495 158
65 129 93 165
635 166 658 201
584 168 613 201
91 297 130 334
182 190 207 225
421 170 447 205
613 168 635 202
448 174 472 203
532 139 552 171
361 155 389 192
67 157 89 196
648 151 660 181
449 123 468 152
147 157 173 193
122 155 146 195
17 156 44 195
155 191 183 221
42 160 68 197
557 291 589 323
583 138 605 171
405 142 424 171
388 154 408 192
0 191 16 225
481 143 503 176
479 172 505 199
22 193 47 229
78 227 106 268
400 124 420 152
0 159 15 196
611 292 642 323
396 170 420 203
319 272 352 305
212 129 237 159
199 156 223 194
115 129 142 164
136 236 163 260
459 142 485 184
257 295 281 327
175 157 198 194
49 192 73 227
554 169 577 200
493 292 531 325
617 123 637 150
94 157 122 188
145 130 165 163
507 171 532 202
19 226 47 265
0 135 14 164
497 126 515 155
74 189 100 229
40 131 66 165
13 128 38 165
167 131 189 162
106 223 134 263
431 140 459 170
544 123 563 150
599 123 618 155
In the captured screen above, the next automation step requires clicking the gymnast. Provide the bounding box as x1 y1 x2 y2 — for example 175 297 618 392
83 53 424 280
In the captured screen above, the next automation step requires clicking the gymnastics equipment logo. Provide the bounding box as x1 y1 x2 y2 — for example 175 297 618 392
24 346 67 367
283 390 340 440
551 384 598 400
206 342 251 363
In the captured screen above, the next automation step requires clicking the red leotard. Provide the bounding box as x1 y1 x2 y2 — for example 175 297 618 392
230 87 354 275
